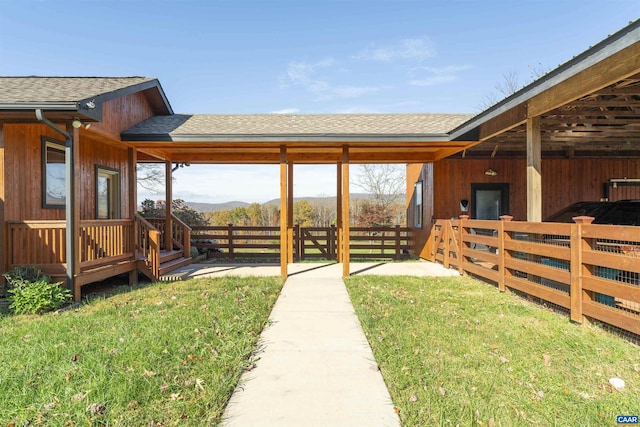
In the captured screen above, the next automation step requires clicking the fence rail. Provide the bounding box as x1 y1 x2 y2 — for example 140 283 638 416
431 217 640 337
190 224 411 261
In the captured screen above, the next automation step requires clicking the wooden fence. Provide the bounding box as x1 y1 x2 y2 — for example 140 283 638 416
190 224 411 261
431 217 640 337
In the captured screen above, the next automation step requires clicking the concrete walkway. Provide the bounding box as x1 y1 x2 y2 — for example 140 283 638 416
167 261 458 426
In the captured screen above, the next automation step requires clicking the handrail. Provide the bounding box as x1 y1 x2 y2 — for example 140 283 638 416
134 214 160 279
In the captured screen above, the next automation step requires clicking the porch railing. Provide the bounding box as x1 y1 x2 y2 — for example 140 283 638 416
144 215 191 257
6 220 67 276
79 220 135 270
431 217 640 337
134 214 161 279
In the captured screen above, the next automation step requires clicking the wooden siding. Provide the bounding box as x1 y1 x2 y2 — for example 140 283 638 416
3 123 131 221
89 91 158 140
406 163 434 258
432 158 640 221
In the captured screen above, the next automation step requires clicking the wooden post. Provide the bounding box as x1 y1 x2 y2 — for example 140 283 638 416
526 116 542 222
341 148 350 277
498 215 513 292
294 223 301 261
571 216 594 324
336 163 342 262
459 215 470 275
279 147 288 278
330 224 336 260
443 221 450 268
164 161 173 251
0 126 5 285
287 162 294 263
395 224 401 260
128 148 138 286
228 223 235 260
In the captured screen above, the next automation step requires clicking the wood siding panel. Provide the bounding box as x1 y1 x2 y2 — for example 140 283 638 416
4 123 131 222
89 92 157 139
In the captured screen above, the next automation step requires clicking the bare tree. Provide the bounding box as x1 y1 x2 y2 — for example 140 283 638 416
137 163 164 194
354 164 405 206
479 64 550 111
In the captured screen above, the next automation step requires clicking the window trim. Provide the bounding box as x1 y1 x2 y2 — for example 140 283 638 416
414 180 423 229
95 165 121 219
41 137 66 209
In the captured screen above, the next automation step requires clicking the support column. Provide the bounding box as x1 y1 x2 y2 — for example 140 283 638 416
0 126 5 282
287 162 294 263
165 161 173 251
128 148 138 285
336 163 342 262
341 148 350 277
67 123 81 298
527 116 542 222
279 147 288 277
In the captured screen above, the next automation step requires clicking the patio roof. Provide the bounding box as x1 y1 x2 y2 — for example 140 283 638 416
122 113 476 164
450 19 640 158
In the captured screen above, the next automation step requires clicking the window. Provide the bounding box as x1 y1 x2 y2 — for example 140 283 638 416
42 138 66 208
414 181 423 229
96 166 121 219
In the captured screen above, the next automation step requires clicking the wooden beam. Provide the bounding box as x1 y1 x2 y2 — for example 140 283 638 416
341 147 350 277
165 161 173 251
287 162 294 263
527 116 542 222
279 147 288 278
528 42 640 118
479 103 528 141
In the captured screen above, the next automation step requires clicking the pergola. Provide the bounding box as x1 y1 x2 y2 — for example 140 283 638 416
121 113 475 277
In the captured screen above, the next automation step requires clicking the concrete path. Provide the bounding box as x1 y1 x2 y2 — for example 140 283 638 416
221 270 400 426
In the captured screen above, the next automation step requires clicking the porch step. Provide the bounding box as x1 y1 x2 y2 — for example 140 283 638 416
160 250 183 264
159 256 193 278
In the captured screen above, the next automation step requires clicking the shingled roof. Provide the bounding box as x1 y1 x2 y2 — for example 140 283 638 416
0 76 173 119
122 113 474 141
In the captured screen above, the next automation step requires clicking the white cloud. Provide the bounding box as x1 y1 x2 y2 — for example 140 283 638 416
281 59 380 100
409 64 471 87
356 38 435 62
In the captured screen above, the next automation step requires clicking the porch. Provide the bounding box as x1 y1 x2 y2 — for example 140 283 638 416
4 214 192 300
430 216 640 338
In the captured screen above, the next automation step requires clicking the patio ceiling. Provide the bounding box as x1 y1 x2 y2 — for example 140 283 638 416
121 113 476 164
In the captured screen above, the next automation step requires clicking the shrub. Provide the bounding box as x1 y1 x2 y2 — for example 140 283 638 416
3 266 71 315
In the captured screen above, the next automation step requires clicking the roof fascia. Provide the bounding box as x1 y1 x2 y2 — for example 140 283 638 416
449 19 640 141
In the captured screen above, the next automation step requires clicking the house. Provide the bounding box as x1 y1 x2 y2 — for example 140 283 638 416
0 77 193 299
407 19 640 258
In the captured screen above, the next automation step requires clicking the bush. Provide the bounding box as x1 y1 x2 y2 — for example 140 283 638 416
3 266 71 315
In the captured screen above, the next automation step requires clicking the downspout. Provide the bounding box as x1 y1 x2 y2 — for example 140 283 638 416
35 109 75 292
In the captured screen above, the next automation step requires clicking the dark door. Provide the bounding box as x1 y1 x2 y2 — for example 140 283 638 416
471 183 509 220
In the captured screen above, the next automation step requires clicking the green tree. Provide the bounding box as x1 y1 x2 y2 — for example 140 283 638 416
294 200 314 227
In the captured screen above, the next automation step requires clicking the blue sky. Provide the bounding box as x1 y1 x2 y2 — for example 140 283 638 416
1 1 638 203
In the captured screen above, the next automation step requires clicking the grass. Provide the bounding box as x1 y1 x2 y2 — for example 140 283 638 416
345 275 640 427
0 276 283 426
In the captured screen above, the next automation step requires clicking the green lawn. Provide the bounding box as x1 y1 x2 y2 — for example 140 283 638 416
0 276 283 426
345 275 640 427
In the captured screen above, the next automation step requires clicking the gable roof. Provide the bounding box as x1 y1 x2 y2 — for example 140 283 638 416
122 113 474 142
0 76 173 120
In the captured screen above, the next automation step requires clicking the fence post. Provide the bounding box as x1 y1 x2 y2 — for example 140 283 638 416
498 215 513 292
330 224 336 260
571 216 594 324
394 225 401 260
458 215 469 275
294 224 301 261
227 223 234 260
443 220 450 268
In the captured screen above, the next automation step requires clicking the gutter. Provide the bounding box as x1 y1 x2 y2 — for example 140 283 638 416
35 109 75 293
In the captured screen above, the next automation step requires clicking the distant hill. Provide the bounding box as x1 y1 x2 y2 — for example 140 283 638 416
187 201 250 212
186 194 404 213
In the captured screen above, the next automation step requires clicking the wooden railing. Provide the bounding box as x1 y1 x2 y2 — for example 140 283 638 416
79 220 135 270
144 215 191 257
134 214 161 279
6 220 67 276
431 217 640 337
190 224 411 261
